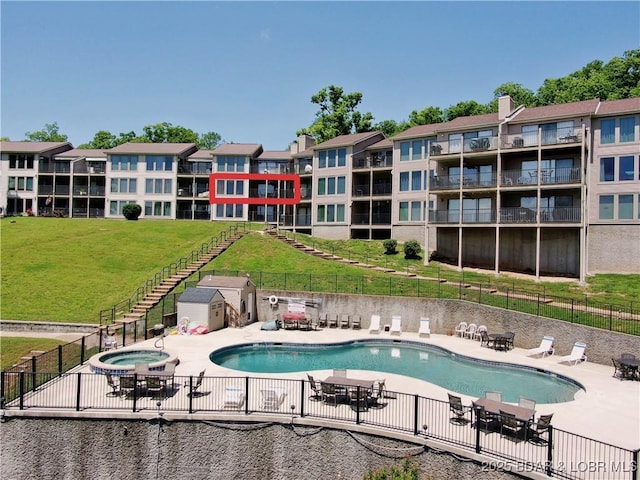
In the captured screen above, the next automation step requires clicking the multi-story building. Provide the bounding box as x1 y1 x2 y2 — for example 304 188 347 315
1 95 638 279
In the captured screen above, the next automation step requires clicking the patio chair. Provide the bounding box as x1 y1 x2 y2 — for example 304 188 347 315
105 373 120 396
529 413 553 444
474 325 487 341
351 315 362 329
369 314 381 334
103 335 118 351
184 370 205 397
500 410 524 439
318 313 328 328
504 332 515 350
333 368 347 377
527 336 555 358
485 391 502 402
418 317 430 338
307 374 322 400
472 402 496 432
339 314 350 329
557 342 587 365
145 376 165 398
479 330 494 348
349 387 370 412
612 358 635 380
518 397 536 411
454 322 467 337
223 386 246 410
260 389 287 410
328 314 338 328
448 393 469 425
119 376 137 398
389 315 402 335
464 323 477 340
321 382 339 406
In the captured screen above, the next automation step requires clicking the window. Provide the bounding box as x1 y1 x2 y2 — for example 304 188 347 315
599 195 614 219
216 180 243 195
111 178 137 193
399 202 408 221
317 204 325 221
448 133 462 153
336 204 345 222
411 171 422 191
521 125 538 146
337 176 346 194
146 155 172 171
317 204 344 222
8 154 34 169
600 157 615 182
145 179 172 194
619 195 634 219
110 200 136 216
216 204 244 218
410 201 421 221
317 178 326 195
619 156 635 181
327 177 336 195
318 176 345 195
601 119 615 144
399 172 409 191
318 151 326 169
337 148 346 167
8 176 34 191
412 140 422 160
145 201 172 217
217 156 245 172
620 117 636 142
111 155 138 171
400 142 410 161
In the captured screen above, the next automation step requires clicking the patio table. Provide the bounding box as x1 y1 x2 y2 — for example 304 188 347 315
475 398 535 423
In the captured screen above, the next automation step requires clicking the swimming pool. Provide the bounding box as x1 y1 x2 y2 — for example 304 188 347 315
209 340 584 404
88 349 179 375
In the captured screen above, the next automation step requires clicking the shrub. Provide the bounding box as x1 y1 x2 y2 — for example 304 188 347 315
403 239 422 259
383 239 398 255
122 203 142 220
363 458 421 480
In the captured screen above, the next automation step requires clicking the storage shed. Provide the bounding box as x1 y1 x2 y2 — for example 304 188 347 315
177 287 226 332
197 275 256 327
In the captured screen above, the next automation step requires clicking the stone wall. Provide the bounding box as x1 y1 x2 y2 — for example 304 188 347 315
0 417 516 480
257 291 640 366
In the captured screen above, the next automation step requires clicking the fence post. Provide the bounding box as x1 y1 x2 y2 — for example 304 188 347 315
244 377 250 415
31 356 37 392
413 395 419 435
300 379 305 418
80 336 86 365
76 373 82 411
19 371 25 410
475 408 481 453
546 425 553 476
506 289 510 309
58 345 63 375
632 449 638 480
609 305 613 331
356 386 361 425
188 376 194 414
537 293 541 317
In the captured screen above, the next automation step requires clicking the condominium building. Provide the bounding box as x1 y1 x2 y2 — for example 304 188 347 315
1 95 638 280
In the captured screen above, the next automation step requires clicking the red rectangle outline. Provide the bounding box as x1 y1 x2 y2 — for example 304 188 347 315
209 173 300 205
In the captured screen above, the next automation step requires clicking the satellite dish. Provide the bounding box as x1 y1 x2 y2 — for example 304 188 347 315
304 165 313 173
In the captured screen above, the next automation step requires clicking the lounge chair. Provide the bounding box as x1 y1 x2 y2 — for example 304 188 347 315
389 315 402 335
328 314 338 328
369 314 381 334
260 388 287 410
339 314 350 328
184 369 205 397
223 386 246 410
104 335 118 351
527 336 555 358
448 393 469 425
485 391 502 402
464 323 477 340
557 342 587 365
105 373 119 396
454 322 467 337
418 317 430 338
351 315 361 329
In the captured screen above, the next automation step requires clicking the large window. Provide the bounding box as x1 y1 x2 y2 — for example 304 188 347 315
599 195 614 219
620 117 636 142
317 148 346 168
111 155 138 171
217 156 246 172
216 180 244 195
411 171 421 191
619 156 635 181
619 195 634 219
600 157 615 182
109 200 136 216
110 178 137 193
216 204 243 218
400 142 410 161
144 201 172 217
145 179 172 194
411 140 422 160
317 204 345 222
146 155 172 171
317 176 345 195
8 176 34 191
600 156 637 182
399 172 409 191
400 201 426 222
448 134 462 153
8 154 34 169
600 119 615 144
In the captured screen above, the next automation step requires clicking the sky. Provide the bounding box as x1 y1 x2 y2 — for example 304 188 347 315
1 1 639 150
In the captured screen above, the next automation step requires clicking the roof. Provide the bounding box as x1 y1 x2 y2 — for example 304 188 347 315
257 150 292 160
0 141 72 153
178 287 222 304
291 148 314 158
390 122 447 140
187 150 215 160
596 97 640 116
313 131 384 149
197 275 255 289
366 138 393 150
511 99 600 123
54 148 107 159
446 112 499 129
106 142 197 155
212 143 263 156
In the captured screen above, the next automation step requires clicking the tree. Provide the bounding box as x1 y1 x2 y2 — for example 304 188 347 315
297 85 374 143
24 122 68 142
408 106 444 126
141 122 199 144
486 82 538 111
122 203 142 220
79 130 118 149
373 119 410 137
444 101 489 121
198 131 223 150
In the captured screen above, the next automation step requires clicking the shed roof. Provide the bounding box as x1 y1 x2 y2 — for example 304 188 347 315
178 287 223 304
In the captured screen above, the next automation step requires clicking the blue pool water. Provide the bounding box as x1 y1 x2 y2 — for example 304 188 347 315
101 350 169 366
209 340 583 404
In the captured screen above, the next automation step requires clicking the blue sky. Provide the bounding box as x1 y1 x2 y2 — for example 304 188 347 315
1 1 638 150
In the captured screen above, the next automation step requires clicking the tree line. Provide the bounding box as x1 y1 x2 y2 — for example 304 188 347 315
5 49 638 147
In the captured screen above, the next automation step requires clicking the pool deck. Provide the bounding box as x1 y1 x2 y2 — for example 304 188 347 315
8 322 640 450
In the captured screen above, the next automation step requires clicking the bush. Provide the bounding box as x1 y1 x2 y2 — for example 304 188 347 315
122 203 142 220
383 239 398 255
363 459 421 480
403 239 422 259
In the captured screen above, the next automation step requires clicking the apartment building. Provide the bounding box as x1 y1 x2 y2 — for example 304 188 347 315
1 95 638 279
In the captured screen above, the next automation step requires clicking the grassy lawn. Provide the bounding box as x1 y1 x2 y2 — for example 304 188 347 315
0 337 66 370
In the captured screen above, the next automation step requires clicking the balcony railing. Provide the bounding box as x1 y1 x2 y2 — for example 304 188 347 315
430 173 497 190
502 127 583 149
502 167 582 186
430 136 499 156
429 207 582 224
352 156 393 169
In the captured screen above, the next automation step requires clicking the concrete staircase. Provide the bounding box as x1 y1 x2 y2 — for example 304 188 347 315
114 231 247 325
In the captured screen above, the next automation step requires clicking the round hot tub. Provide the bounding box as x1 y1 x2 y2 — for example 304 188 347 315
89 348 179 375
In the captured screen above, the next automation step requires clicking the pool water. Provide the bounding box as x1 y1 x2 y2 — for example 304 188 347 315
209 340 583 404
101 350 169 366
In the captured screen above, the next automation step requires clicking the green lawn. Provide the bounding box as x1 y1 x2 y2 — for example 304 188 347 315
0 337 66 370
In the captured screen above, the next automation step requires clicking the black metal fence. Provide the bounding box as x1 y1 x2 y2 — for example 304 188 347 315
2 372 637 480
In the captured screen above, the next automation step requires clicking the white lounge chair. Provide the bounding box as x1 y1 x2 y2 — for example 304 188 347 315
418 317 430 338
223 386 246 410
464 323 477 340
557 342 587 365
260 388 287 410
369 314 381 334
389 315 402 335
454 322 467 337
527 336 555 358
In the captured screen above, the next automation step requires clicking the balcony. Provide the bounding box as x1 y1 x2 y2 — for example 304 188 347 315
501 167 582 186
352 155 393 169
430 173 497 190
428 206 582 224
430 136 498 156
501 127 582 150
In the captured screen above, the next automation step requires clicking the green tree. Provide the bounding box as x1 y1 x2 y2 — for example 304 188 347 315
141 122 199 144
24 122 68 142
0 136 10 142
297 85 374 143
79 130 118 149
373 119 410 137
408 106 444 126
486 82 538 111
444 101 489 121
198 131 223 150
403 240 422 259
122 203 142 220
